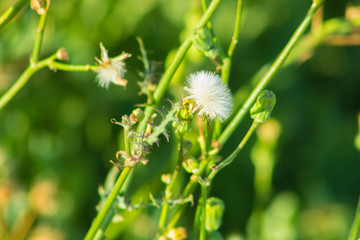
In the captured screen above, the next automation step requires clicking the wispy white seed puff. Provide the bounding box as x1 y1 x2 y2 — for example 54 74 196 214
185 71 233 122
95 43 131 89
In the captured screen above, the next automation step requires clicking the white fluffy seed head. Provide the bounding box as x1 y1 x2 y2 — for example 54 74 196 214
185 71 233 122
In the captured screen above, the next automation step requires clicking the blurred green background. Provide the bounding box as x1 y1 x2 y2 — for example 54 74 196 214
0 0 360 239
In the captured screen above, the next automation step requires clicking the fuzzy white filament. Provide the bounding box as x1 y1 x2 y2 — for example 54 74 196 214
95 43 131 89
185 71 233 122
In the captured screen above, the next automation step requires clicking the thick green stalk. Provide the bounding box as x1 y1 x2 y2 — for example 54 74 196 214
218 1 322 146
0 0 29 32
31 10 49 64
84 167 132 240
348 197 360 240
158 135 184 234
137 0 223 132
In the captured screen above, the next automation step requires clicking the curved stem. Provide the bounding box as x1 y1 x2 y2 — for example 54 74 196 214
0 54 56 109
208 121 258 181
0 0 29 32
218 2 322 146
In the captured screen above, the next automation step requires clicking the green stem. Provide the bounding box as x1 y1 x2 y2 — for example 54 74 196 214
137 0 223 132
31 10 49 64
205 120 212 158
208 121 258 181
218 1 322 146
158 135 184 234
222 0 243 84
0 0 29 32
84 167 132 240
348 196 360 240
0 54 57 110
199 184 208 240
49 61 98 72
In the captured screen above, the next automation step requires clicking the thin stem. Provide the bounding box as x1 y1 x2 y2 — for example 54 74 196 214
205 120 212 158
218 1 322 146
222 0 243 84
158 135 184 234
84 167 132 240
49 61 98 72
0 0 29 32
137 0 223 132
208 121 258 181
348 196 360 240
199 184 208 240
31 10 49 64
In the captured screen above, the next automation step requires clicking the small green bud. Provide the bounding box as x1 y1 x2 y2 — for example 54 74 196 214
182 157 199 174
250 90 276 123
191 28 219 59
206 197 225 232
129 108 145 124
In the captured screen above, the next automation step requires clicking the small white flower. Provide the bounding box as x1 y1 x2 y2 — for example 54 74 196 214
95 43 131 89
185 71 233 122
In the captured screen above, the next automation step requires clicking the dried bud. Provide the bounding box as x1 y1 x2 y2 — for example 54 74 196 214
95 43 131 89
129 108 145 124
56 48 69 61
250 90 276 123
30 0 50 15
206 197 225 232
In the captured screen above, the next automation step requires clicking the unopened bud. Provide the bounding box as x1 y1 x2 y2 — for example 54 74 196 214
250 90 276 123
182 157 199 174
206 197 225 232
191 28 218 59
